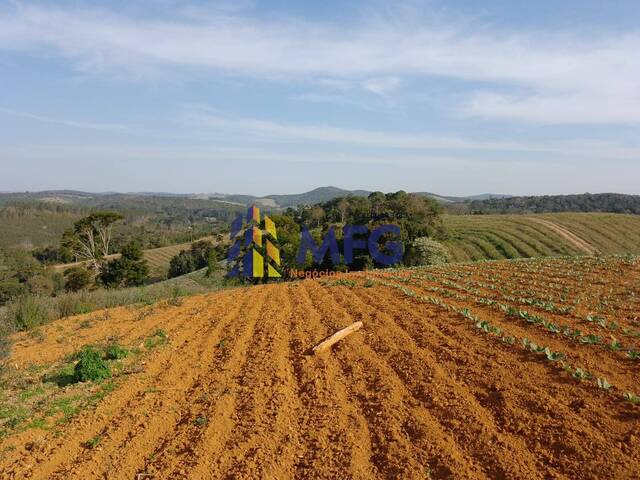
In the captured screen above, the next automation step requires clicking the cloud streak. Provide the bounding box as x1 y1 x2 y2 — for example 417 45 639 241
0 107 128 132
0 3 639 124
180 109 640 161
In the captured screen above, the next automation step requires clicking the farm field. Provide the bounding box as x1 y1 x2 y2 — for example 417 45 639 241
52 236 215 278
443 212 640 262
1 255 640 478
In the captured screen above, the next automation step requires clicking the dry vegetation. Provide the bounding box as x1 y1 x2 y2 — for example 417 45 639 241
0 255 639 479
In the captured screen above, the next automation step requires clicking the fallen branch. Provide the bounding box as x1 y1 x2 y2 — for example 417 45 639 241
308 321 363 355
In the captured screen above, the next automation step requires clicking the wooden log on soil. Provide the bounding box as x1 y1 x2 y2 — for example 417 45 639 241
308 321 363 355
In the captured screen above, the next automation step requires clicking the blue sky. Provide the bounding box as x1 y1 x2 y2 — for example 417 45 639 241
1 0 639 196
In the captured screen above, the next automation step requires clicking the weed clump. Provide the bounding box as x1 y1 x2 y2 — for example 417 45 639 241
104 343 128 360
332 279 357 288
74 346 111 383
144 329 168 349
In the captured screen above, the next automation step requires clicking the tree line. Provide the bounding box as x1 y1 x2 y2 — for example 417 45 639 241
261 191 450 277
458 193 640 215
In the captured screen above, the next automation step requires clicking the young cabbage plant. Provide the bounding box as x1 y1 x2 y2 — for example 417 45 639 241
627 350 640 360
623 392 640 405
543 347 564 362
572 368 592 381
608 337 622 351
580 334 602 345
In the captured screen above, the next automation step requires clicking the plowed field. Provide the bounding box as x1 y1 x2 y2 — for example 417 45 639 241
1 255 639 479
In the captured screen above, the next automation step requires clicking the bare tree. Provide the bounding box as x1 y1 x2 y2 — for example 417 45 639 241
309 206 326 228
337 198 349 224
61 212 123 272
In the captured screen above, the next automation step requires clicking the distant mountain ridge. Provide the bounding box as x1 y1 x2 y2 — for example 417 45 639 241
3 189 638 214
211 186 510 208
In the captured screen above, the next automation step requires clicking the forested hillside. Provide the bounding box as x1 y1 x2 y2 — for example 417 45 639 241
463 193 640 214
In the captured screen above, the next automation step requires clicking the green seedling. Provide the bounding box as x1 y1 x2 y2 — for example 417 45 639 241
144 329 169 349
596 378 612 390
627 350 640 360
476 320 489 333
543 347 564 362
580 334 602 345
85 435 102 449
623 392 640 405
608 337 622 352
542 320 560 334
586 314 607 328
522 338 543 353
572 368 592 381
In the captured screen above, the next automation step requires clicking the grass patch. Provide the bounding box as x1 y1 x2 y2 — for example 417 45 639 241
330 279 357 288
85 434 102 449
43 363 77 387
104 343 128 360
144 329 168 349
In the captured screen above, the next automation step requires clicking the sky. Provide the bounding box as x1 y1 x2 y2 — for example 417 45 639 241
1 0 639 196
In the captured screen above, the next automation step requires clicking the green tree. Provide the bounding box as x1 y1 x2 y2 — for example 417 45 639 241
168 250 197 278
404 237 451 266
206 249 220 277
189 240 214 269
168 240 214 278
99 241 149 288
64 266 92 292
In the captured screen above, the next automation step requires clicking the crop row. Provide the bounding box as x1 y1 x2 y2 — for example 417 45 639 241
373 278 640 406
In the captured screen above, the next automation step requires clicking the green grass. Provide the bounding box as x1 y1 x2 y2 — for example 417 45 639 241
104 343 128 360
144 329 168 349
443 213 640 262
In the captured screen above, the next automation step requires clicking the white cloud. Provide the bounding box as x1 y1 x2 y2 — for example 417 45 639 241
362 77 403 96
180 109 640 161
0 4 638 125
0 107 128 131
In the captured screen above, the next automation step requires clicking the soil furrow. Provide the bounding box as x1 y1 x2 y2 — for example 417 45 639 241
3 293 238 479
305 281 483 479
287 281 377 479
346 284 640 478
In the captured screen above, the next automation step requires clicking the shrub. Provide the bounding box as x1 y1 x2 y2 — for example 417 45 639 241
404 237 451 266
104 343 128 360
26 275 54 296
56 293 93 318
64 267 92 292
169 240 214 278
168 250 196 278
0 279 25 304
99 241 149 288
206 249 221 277
74 346 111 382
9 295 54 330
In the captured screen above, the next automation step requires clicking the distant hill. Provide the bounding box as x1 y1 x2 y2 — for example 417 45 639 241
413 192 510 203
265 186 371 207
213 187 511 208
464 193 640 215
